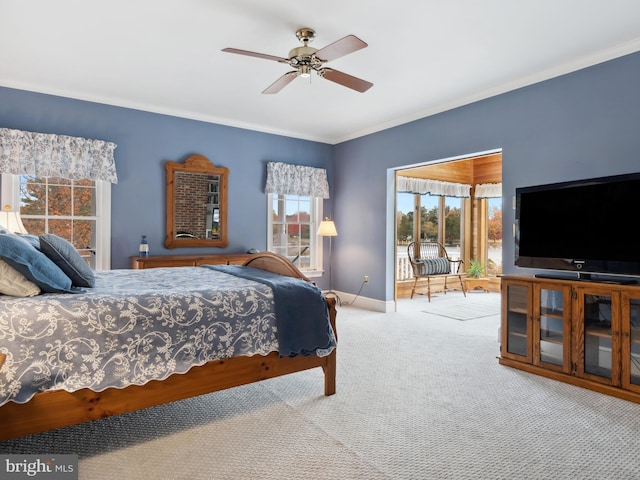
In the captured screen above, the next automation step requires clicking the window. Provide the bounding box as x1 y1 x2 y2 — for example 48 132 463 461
486 197 502 275
398 192 463 252
1 174 111 269
267 193 323 276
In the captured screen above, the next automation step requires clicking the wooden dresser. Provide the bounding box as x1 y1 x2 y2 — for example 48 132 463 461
130 253 254 269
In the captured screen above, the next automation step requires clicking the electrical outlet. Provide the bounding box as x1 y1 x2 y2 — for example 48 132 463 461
364 275 369 284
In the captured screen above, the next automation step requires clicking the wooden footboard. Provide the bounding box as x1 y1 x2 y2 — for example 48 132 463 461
0 253 337 442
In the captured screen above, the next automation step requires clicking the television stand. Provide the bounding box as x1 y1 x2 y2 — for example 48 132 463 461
501 274 640 405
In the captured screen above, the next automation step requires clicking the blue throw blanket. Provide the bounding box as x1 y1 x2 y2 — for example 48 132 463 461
205 265 336 357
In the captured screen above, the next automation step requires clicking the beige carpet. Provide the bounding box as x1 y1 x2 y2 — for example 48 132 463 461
2 293 640 479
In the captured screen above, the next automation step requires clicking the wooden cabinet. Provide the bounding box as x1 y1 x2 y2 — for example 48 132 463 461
500 275 640 404
502 279 571 372
621 292 640 394
130 253 253 269
502 279 531 362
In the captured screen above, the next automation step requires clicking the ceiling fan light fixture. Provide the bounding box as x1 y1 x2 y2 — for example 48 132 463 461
300 65 311 78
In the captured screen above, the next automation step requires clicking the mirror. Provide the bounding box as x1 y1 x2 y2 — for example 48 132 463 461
165 154 229 248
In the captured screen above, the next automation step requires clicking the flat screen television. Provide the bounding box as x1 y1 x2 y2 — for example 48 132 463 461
515 172 640 280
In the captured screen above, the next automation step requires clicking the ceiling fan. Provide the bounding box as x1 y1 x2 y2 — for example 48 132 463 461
222 27 373 94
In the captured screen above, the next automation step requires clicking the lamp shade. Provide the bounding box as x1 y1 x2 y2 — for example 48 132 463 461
0 206 28 234
317 218 337 237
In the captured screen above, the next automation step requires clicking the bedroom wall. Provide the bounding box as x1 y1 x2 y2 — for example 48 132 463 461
2 51 640 304
0 87 334 272
332 50 640 306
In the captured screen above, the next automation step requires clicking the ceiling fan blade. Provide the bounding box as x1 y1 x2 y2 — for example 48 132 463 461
320 68 373 93
262 71 298 94
222 48 288 63
314 35 368 62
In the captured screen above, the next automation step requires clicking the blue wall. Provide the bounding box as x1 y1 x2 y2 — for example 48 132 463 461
332 51 640 302
0 88 334 271
2 51 640 302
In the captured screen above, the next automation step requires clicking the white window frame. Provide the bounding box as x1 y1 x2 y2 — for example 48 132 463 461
267 193 323 278
1 174 112 270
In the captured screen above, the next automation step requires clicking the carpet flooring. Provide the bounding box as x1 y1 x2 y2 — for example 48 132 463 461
2 293 640 479
422 291 500 320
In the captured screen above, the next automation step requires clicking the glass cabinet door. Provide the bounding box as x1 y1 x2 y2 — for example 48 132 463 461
503 282 530 361
628 298 640 387
622 294 640 392
579 290 617 384
535 286 569 371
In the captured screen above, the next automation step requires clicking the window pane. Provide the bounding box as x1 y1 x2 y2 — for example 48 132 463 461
48 219 72 239
20 177 46 215
74 186 96 216
487 197 503 275
74 219 95 250
22 218 45 235
396 192 414 244
444 197 462 261
74 219 96 268
48 185 72 216
421 195 439 241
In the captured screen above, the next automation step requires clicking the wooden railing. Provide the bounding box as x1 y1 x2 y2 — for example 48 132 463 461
396 254 413 281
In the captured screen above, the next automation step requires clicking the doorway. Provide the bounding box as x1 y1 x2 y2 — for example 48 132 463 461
394 151 502 301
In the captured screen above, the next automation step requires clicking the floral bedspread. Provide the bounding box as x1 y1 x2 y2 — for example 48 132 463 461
0 267 285 406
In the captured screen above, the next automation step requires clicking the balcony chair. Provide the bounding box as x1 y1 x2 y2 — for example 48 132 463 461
407 241 467 302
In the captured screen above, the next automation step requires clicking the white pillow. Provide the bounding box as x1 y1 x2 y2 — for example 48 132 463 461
0 258 41 297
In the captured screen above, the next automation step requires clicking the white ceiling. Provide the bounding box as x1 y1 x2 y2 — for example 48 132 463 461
2 1 640 144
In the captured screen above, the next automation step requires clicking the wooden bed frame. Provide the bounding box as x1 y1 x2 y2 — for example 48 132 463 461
0 252 337 442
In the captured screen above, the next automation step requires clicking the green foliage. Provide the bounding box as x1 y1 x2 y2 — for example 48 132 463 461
466 259 485 278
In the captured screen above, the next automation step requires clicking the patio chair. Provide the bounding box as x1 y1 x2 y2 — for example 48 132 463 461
407 241 466 301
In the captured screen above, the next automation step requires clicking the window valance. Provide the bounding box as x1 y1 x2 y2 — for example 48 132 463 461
265 161 329 198
474 183 502 198
397 176 471 198
0 128 118 183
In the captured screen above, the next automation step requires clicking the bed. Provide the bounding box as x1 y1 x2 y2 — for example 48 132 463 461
0 252 337 441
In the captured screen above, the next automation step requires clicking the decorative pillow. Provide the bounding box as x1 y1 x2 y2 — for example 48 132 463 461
419 257 451 275
0 231 74 293
0 258 41 297
17 233 41 250
39 234 95 288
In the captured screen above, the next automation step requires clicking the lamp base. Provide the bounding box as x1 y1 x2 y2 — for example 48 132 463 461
323 290 342 306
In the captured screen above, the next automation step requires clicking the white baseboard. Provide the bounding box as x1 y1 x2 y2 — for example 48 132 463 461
328 291 393 312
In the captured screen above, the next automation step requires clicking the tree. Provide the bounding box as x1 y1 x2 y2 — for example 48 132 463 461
396 210 413 242
488 206 502 243
422 206 438 241
20 177 95 250
444 206 461 245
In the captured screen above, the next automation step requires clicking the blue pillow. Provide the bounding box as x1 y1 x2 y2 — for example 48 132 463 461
0 232 75 293
17 233 41 250
39 234 95 288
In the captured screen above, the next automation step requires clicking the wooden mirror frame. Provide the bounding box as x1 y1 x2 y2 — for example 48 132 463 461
165 154 229 248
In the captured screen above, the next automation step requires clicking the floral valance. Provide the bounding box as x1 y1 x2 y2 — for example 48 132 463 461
474 182 502 198
265 161 329 198
0 127 118 183
397 176 471 198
